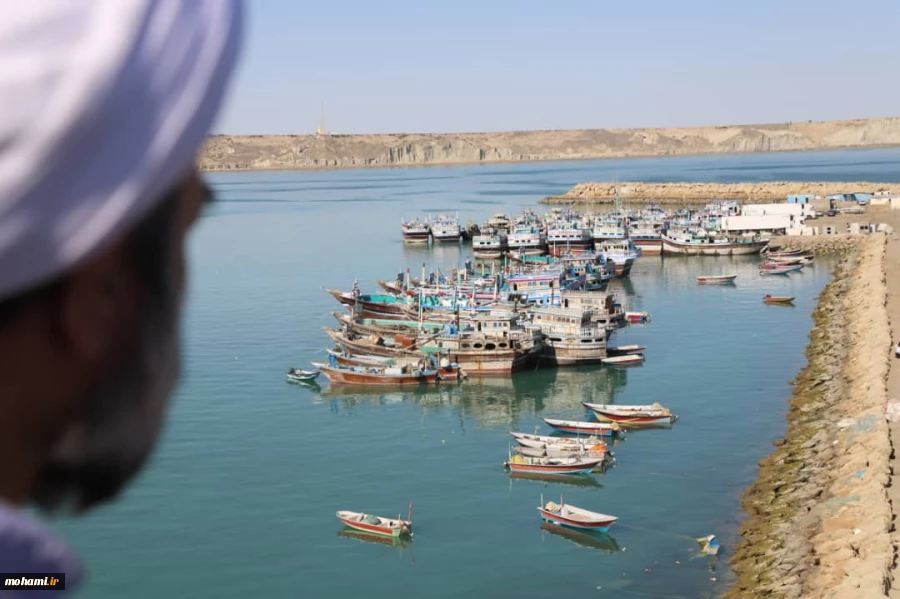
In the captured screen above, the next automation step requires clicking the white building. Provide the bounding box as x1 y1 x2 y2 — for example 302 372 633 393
741 203 815 218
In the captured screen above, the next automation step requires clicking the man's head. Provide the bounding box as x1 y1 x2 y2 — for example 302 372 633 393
0 2 242 513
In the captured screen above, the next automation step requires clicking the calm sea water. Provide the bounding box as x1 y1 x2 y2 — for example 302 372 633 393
57 147 900 598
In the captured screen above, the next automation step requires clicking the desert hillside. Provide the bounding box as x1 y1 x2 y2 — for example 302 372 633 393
199 117 900 171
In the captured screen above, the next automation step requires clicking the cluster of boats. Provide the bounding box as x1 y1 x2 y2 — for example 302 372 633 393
293 267 652 382
335 401 678 543
403 200 773 259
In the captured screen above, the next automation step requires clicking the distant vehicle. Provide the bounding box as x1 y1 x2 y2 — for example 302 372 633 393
826 209 837 217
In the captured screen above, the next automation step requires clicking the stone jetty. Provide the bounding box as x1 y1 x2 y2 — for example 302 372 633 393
541 182 895 205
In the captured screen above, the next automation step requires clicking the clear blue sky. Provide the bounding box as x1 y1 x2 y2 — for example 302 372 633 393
214 0 900 135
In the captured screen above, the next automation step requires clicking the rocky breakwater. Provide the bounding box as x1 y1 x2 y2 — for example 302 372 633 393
542 182 896 205
726 234 892 599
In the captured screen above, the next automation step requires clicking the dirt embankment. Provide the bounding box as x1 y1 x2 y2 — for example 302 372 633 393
199 117 900 171
726 234 893 599
542 182 897 205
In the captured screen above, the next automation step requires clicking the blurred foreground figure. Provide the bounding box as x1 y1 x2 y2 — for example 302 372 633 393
0 1 243 594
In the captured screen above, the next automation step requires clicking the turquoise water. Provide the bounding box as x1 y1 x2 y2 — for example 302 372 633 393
57 147 900 598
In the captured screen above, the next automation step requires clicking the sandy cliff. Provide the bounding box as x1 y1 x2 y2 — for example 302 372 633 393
199 117 900 171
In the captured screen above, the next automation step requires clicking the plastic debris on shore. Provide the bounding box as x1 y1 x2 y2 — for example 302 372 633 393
695 535 720 556
885 402 900 423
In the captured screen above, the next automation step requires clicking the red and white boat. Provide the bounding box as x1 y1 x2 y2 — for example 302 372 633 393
696 274 737 284
336 504 413 538
583 402 677 426
543 418 622 436
504 454 604 476
538 496 618 532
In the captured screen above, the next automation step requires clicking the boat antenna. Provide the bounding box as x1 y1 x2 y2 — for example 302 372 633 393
408 502 413 524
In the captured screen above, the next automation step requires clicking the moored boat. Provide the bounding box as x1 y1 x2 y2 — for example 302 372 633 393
472 227 508 259
583 402 677 426
312 361 440 386
662 233 769 256
543 418 622 436
510 432 608 451
763 295 795 304
597 238 639 276
336 505 413 538
601 355 645 367
325 350 465 380
285 368 320 384
625 311 650 324
401 218 430 243
538 497 618 532
696 274 737 284
504 454 604 476
430 213 462 243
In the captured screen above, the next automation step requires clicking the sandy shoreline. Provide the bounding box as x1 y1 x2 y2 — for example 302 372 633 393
726 233 893 599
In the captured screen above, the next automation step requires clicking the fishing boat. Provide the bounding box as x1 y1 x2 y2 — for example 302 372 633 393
514 445 612 464
543 418 622 436
312 361 440 386
400 218 430 243
760 262 804 272
547 223 593 257
606 345 646 357
597 238 639 277
629 224 663 255
763 295 795 304
538 497 618 532
285 368 320 384
764 248 806 258
625 311 650 324
336 504 413 538
507 224 547 256
472 227 508 259
661 232 769 256
325 350 466 380
327 288 411 318
696 274 737 284
601 355 644 367
429 213 462 243
759 265 800 276
766 255 812 265
583 402 677 426
510 432 609 452
529 307 608 366
504 454 604 476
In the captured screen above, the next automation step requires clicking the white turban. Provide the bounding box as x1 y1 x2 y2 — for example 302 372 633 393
0 0 243 301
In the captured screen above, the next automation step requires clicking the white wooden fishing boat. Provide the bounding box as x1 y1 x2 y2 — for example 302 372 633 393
696 274 737 284
601 355 645 367
662 233 769 256
543 418 622 436
504 454 604 475
538 496 618 532
514 445 611 461
510 432 606 449
583 402 677 426
336 504 413 538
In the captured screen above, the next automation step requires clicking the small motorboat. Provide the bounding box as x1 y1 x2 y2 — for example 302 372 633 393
696 274 737 284
606 345 646 357
286 368 320 384
312 361 440 386
514 445 613 465
504 454 604 476
336 504 413 538
543 418 623 436
601 355 645 367
538 496 618 532
763 295 795 304
583 402 677 426
625 311 650 324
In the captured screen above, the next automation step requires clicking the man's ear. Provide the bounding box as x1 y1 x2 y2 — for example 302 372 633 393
57 244 138 365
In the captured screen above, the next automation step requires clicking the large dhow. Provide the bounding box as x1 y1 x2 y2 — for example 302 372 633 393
400 217 430 243
583 402 677 427
429 212 462 243
527 307 607 366
472 227 508 259
337 504 413 539
661 230 769 256
325 309 543 375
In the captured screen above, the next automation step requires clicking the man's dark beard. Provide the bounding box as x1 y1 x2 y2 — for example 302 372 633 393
30 286 181 514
